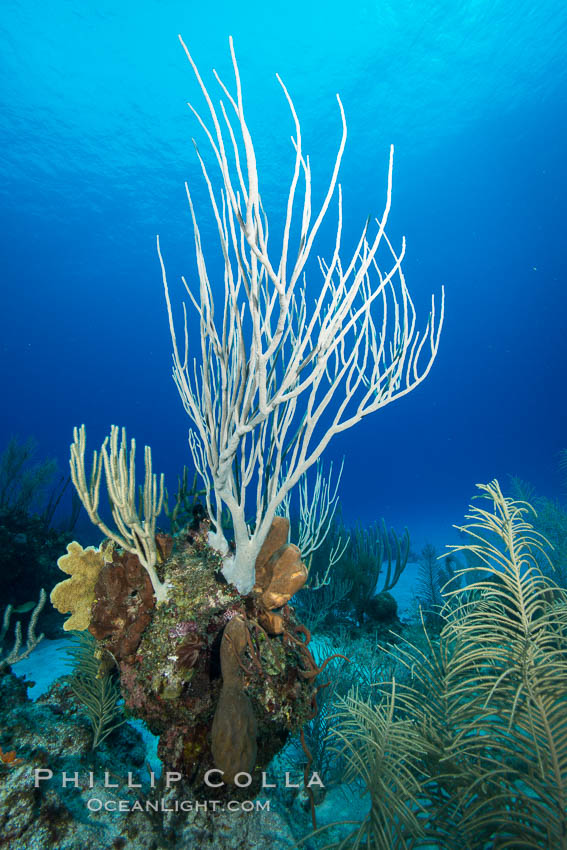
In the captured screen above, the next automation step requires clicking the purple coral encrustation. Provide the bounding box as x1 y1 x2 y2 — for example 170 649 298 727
221 607 240 623
169 621 198 639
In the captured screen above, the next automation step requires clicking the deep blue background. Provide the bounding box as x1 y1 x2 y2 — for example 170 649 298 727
1 0 566 549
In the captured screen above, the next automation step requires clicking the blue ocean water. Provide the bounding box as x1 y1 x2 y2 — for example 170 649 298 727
1 0 566 550
2 5 567 847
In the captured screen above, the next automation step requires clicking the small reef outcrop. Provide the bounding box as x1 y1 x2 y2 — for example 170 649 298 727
50 515 328 801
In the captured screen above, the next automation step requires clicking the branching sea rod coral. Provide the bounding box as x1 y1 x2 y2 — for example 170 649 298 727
157 35 444 593
69 424 167 601
0 589 45 670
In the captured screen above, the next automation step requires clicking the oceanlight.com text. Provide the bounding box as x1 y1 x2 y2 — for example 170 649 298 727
86 798 270 814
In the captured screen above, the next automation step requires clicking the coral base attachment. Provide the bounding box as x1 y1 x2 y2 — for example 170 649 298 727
53 518 321 799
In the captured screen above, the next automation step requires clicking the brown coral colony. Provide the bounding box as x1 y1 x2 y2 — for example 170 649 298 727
88 547 156 663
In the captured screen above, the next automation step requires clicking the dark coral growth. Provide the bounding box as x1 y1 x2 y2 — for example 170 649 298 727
0 436 83 639
176 631 204 670
89 547 156 661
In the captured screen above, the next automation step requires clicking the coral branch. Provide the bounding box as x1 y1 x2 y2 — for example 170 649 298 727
158 37 444 593
0 589 46 670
